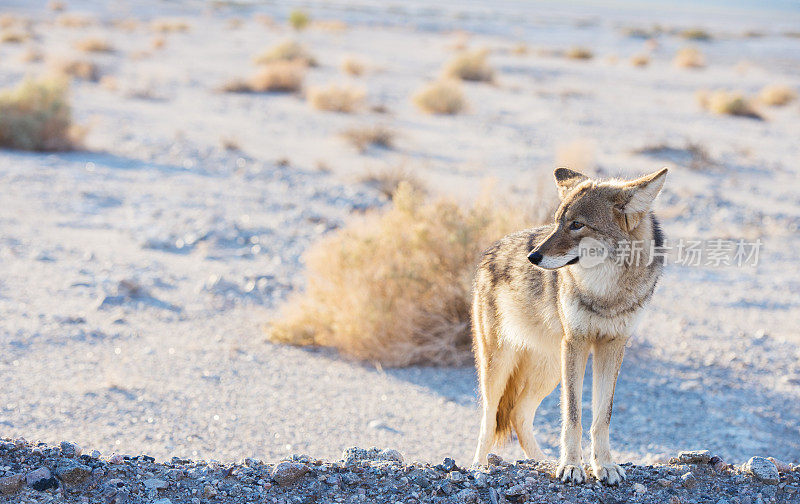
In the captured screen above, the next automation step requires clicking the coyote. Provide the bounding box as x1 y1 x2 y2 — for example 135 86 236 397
471 167 667 485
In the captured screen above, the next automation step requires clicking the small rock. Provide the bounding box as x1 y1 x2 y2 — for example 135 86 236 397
437 457 457 472
677 450 711 464
657 478 671 487
60 441 81 458
633 482 647 494
27 467 58 491
0 474 25 495
487 453 503 465
55 460 92 485
768 457 792 474
455 488 479 504
505 484 526 497
153 499 172 504
449 471 466 483
377 449 403 464
203 484 217 498
434 480 454 496
743 457 779 485
271 462 308 486
473 472 488 488
680 471 698 489
144 478 168 490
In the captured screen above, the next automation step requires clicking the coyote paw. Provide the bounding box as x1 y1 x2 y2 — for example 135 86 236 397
556 463 586 484
592 463 626 486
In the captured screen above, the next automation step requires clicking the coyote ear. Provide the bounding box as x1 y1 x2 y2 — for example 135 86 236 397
616 167 668 214
554 167 588 199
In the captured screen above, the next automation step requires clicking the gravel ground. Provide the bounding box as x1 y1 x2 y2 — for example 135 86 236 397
0 0 799 473
1 439 799 504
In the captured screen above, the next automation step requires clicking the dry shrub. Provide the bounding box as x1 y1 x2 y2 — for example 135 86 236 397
99 75 118 91
2 30 30 43
289 9 310 30
312 20 347 31
268 183 535 366
442 49 494 82
308 84 365 113
341 125 394 152
565 46 593 60
758 84 797 106
226 18 244 29
674 46 705 68
255 14 274 27
56 14 95 28
0 77 79 151
48 0 66 11
151 18 190 33
680 28 711 41
412 80 466 115
511 43 529 55
19 47 43 63
111 18 139 31
74 36 113 52
151 36 165 50
253 40 316 67
50 58 99 81
630 54 650 67
696 89 762 119
358 165 425 199
556 139 597 174
340 55 366 76
220 61 305 94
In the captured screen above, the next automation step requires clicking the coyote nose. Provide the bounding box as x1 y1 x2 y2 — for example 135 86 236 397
527 251 543 265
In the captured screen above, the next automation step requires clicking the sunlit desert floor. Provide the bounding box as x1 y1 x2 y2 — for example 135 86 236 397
0 0 799 467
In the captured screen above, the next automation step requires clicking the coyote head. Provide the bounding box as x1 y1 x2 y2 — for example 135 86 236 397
528 167 667 269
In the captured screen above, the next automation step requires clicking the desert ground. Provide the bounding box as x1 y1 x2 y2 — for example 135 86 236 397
0 0 799 475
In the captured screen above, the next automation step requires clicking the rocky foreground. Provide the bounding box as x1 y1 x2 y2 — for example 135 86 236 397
0 440 798 504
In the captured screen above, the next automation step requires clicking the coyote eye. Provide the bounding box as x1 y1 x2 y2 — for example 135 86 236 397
569 221 584 230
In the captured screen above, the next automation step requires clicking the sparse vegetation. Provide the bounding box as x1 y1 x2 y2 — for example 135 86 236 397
340 56 366 76
674 46 705 68
0 77 79 151
758 84 797 106
630 54 650 67
221 61 306 93
680 28 711 41
412 80 466 115
341 125 394 152
511 43 528 55
47 0 66 11
56 14 95 28
565 46 593 60
268 183 533 366
442 49 494 82
50 58 100 81
152 36 166 50
253 40 316 67
358 165 425 200
307 84 365 113
1 30 30 44
19 47 43 63
634 141 716 171
696 89 762 119
74 36 113 53
151 18 190 33
289 9 310 30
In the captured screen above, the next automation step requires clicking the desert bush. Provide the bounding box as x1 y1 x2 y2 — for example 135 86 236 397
50 58 99 81
674 47 705 68
308 84 365 112
56 14 95 28
341 125 394 152
565 46 593 60
696 89 762 119
221 61 305 93
680 28 711 41
48 0 66 11
412 80 466 115
0 77 78 151
511 43 528 55
340 55 365 76
19 47 43 63
442 49 494 82
151 18 190 33
268 182 536 366
358 165 425 199
758 84 797 106
151 36 166 50
312 19 347 31
289 9 310 30
74 36 113 52
253 40 316 67
630 54 650 67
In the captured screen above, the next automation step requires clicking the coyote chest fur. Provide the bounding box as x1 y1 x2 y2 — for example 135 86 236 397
471 168 667 486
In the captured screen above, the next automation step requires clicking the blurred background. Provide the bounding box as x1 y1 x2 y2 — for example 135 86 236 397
0 0 798 467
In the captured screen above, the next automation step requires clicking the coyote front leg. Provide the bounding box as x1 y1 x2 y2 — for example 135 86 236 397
557 337 589 483
590 337 627 485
